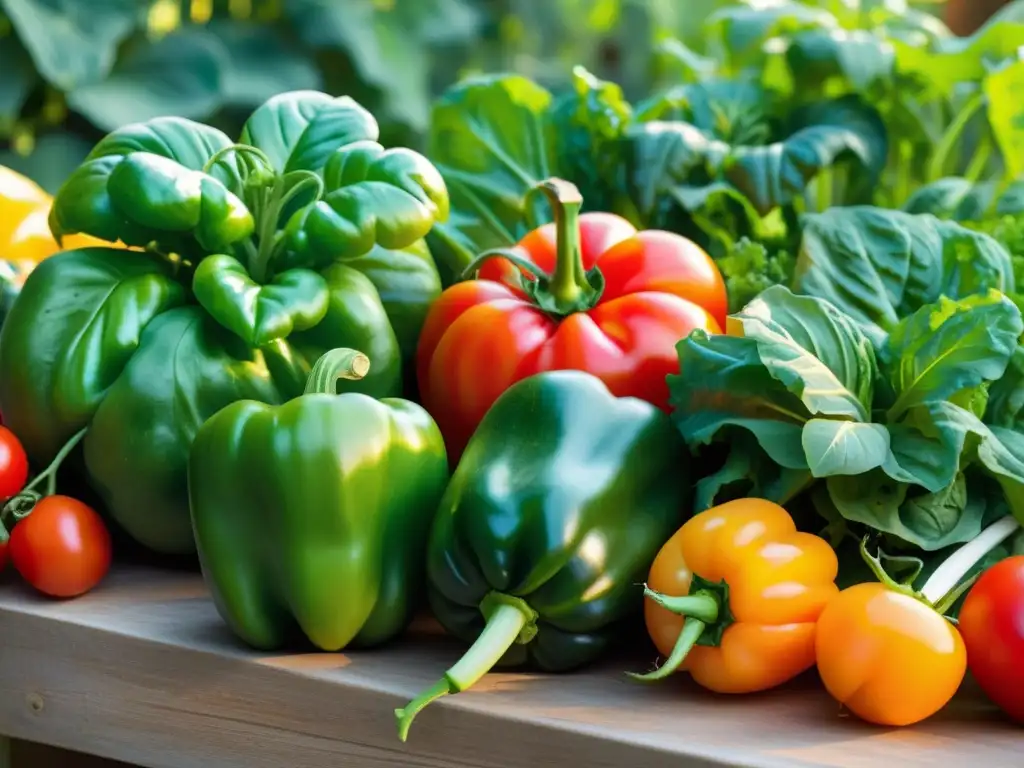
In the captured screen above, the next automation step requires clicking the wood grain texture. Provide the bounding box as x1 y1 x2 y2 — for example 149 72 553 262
0 567 1019 768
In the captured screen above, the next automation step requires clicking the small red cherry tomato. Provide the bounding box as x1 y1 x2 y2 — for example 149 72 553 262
0 425 29 499
9 495 112 598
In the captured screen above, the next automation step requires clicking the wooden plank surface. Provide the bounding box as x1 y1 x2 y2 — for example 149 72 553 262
0 567 1018 768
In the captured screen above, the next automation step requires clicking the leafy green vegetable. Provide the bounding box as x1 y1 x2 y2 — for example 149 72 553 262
670 281 1024 551
716 237 796 312
792 207 1016 345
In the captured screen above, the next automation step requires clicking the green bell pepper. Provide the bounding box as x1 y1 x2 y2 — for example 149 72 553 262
395 370 689 741
188 348 449 651
0 91 449 555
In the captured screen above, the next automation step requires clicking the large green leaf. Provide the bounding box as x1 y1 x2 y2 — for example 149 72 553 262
902 177 1024 220
0 0 140 90
703 0 838 71
426 73 557 276
67 27 226 132
882 292 1023 420
782 29 895 93
239 91 379 175
206 21 322 109
793 207 1016 344
892 11 1024 95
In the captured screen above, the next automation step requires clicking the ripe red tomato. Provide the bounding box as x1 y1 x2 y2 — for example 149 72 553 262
959 555 1024 723
0 425 28 499
9 495 112 598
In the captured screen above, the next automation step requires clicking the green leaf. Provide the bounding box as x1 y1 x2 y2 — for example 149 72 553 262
983 55 1024 181
793 207 1016 344
692 431 811 510
426 73 556 275
978 425 1024 517
715 237 797 313
704 0 839 71
892 13 1024 96
732 285 878 417
783 29 895 93
0 36 38 122
239 91 379 176
802 419 890 478
206 21 322 108
285 0 431 129
985 344 1024 430
192 256 329 347
901 177 1024 220
826 469 986 550
1 0 140 90
725 96 888 215
883 291 1024 420
283 140 449 269
67 27 226 132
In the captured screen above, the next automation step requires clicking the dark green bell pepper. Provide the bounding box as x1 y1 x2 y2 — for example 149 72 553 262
0 90 449 555
395 370 689 741
189 348 449 651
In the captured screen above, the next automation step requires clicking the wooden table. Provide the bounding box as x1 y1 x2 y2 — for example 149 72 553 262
0 567 1019 768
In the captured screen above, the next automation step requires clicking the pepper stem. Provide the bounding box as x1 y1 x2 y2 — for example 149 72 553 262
304 349 371 396
459 178 604 317
626 586 720 682
395 592 538 742
627 618 706 683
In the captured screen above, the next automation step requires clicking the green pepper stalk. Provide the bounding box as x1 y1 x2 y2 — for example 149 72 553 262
461 179 605 316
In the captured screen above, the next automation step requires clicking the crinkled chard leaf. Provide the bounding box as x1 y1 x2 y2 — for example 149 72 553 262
881 291 1023 420
283 140 449 269
192 255 330 347
793 207 1016 345
239 90 380 174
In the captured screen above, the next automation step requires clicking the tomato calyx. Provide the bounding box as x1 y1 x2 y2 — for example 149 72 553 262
1 427 88 523
461 177 606 317
626 574 735 683
861 515 1022 621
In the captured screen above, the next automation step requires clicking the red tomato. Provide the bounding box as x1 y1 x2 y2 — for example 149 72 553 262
0 425 28 500
417 179 726 461
959 556 1024 723
9 495 112 598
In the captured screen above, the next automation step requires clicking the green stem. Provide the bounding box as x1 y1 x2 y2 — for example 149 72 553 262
529 179 594 311
1 427 88 524
250 179 284 283
625 586 720 682
963 135 992 184
928 92 986 183
395 593 537 742
627 618 706 683
303 349 371 395
202 144 274 179
920 515 1019 607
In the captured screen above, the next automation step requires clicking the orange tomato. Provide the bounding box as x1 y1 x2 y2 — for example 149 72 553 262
638 498 839 693
815 582 967 726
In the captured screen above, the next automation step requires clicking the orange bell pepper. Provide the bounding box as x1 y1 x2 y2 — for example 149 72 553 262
629 498 839 693
815 515 1020 726
0 165 110 264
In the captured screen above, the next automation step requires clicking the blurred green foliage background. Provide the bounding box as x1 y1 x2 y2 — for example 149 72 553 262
0 0 966 193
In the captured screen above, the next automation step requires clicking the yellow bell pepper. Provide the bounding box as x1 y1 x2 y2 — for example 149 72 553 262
0 165 111 263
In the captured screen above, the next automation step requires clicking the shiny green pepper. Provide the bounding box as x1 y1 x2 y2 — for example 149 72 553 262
189 348 449 651
395 370 690 740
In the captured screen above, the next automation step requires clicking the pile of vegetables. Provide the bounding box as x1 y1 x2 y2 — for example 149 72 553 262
3 0 1024 747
